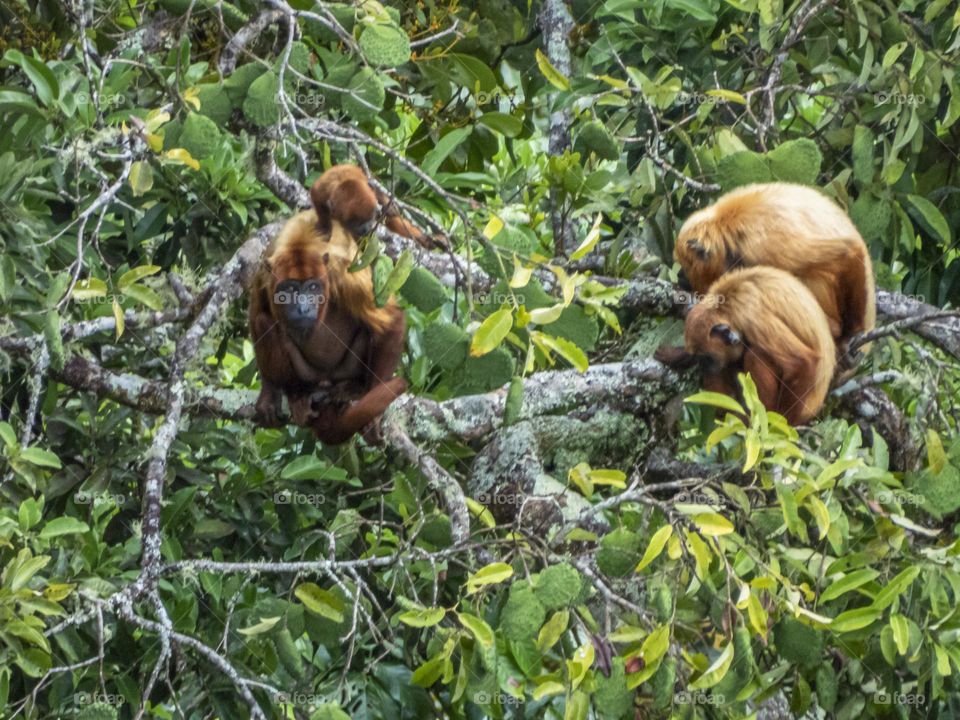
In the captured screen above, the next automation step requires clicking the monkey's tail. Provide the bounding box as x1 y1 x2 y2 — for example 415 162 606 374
310 377 407 445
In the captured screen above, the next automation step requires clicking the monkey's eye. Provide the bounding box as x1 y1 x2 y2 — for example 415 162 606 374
276 281 299 293
304 280 321 292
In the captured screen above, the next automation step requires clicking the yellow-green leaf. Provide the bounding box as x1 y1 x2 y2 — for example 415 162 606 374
689 640 734 690
164 148 200 170
129 161 153 196
237 616 280 636
684 391 745 414
456 612 493 646
820 569 879 602
692 512 734 536
483 215 504 240
537 609 569 652
294 583 345 622
465 562 513 594
398 606 446 628
570 213 603 260
635 524 672 572
470 308 513 357
535 48 571 91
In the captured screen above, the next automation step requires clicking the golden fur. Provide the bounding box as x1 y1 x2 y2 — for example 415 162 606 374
264 210 396 335
685 266 837 424
675 182 876 345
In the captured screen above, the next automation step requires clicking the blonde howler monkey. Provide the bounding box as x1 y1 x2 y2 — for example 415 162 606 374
662 266 837 425
674 182 875 350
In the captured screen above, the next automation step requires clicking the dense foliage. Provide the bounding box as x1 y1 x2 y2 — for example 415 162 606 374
1 1 959 719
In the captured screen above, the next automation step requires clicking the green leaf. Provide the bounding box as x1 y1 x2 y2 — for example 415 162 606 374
456 611 494 646
396 606 446 628
692 513 735 536
684 391 745 414
375 249 414 306
295 583 345 622
237 615 281 636
19 447 61 469
905 194 951 243
478 112 523 137
820 569 879 602
536 609 569 651
830 606 881 632
465 562 513 593
871 566 921 610
2 50 59 106
569 213 603 260
38 517 89 539
535 48 571 91
890 614 909 655
535 333 589 372
470 308 513 357
635 525 673 572
690 640 734 689
128 161 153 196
422 127 472 175
117 265 161 289
6 553 49 591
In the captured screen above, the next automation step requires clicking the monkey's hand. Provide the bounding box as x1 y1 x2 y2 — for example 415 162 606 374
255 388 283 427
654 345 697 369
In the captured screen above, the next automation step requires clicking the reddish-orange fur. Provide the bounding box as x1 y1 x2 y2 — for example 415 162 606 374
249 171 414 442
675 182 875 348
682 267 837 425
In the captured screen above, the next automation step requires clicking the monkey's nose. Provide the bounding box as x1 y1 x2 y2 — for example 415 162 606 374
677 269 692 291
354 219 377 237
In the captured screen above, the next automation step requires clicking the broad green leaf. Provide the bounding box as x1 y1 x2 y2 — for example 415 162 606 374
820 569 879 602
482 215 504 240
456 612 494 646
117 265 163 290
38 517 89 539
72 278 108 300
706 89 746 104
564 690 589 720
906 194 951 243
926 429 947 473
294 583 345 622
872 566 921 610
635 525 673 572
422 127 472 175
465 562 513 593
692 512 735 536
19 448 61 469
831 606 881 632
535 332 588 372
129 161 153 196
684 391 745 414
470 308 513 357
398 606 446 628
537 610 569 651
164 148 200 170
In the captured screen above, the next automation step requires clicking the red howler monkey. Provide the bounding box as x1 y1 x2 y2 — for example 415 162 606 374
248 164 431 443
309 164 437 246
660 267 837 425
674 182 875 349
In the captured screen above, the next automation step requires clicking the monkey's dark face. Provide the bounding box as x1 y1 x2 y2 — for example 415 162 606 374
274 277 326 332
684 304 745 369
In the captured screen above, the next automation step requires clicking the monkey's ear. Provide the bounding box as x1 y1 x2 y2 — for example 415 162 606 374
686 238 708 260
322 252 330 264
310 179 333 234
710 323 741 346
